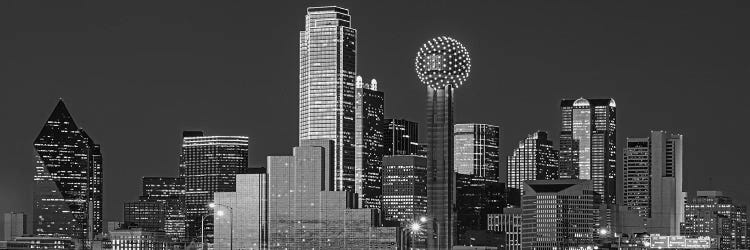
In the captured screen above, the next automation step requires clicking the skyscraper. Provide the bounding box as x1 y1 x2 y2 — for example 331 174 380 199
487 208 522 250
681 191 748 249
213 171 267 250
623 131 685 235
382 155 428 223
507 131 558 200
33 99 103 241
453 123 503 244
180 131 248 244
384 119 421 156
416 36 472 249
354 76 385 209
298 6 357 193
521 180 598 249
123 201 165 231
267 140 399 249
140 177 186 242
3 212 27 241
559 98 616 226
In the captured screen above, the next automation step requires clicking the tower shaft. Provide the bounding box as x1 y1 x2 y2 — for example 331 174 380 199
427 86 455 249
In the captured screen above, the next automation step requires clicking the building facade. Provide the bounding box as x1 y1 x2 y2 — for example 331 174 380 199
454 124 503 245
623 131 685 235
298 6 357 193
488 208 522 250
213 172 268 250
3 212 26 241
123 201 165 232
384 119 421 156
507 131 558 202
109 228 168 250
354 76 385 209
681 191 748 249
33 100 103 241
382 155 428 223
179 131 248 243
140 177 186 242
521 180 598 249
267 140 399 249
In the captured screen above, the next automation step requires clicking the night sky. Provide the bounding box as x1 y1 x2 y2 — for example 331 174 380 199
1 1 749 224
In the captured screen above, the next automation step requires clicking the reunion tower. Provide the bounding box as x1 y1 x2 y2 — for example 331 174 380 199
415 36 471 249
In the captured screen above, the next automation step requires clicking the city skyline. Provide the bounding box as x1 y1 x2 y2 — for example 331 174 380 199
2 0 749 227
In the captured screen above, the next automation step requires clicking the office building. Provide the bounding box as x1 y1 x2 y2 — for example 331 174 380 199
123 201 165 232
140 177 186 242
454 123 503 244
416 36 472 249
213 171 268 250
180 131 248 243
355 76 385 209
3 213 26 241
109 228 168 250
267 140 399 249
681 191 748 249
521 180 598 249
0 236 77 249
507 131 558 204
298 6 357 193
384 119 421 156
382 155 428 222
623 131 685 235
488 208 522 250
33 99 103 241
106 221 124 234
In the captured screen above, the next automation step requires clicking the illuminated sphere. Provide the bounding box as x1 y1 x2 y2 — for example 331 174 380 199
415 36 471 89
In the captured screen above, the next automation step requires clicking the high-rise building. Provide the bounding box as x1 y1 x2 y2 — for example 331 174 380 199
354 76 385 209
488 208 522 250
140 177 186 242
623 131 685 235
267 140 400 249
213 171 267 250
382 155 428 223
109 228 168 250
521 180 598 249
681 191 748 249
33 99 103 241
507 131 558 203
3 212 27 241
298 6 357 193
454 123 503 244
124 201 165 232
416 36 472 249
179 131 248 244
384 119 421 156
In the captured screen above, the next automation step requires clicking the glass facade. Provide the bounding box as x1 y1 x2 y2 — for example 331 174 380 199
267 140 399 249
384 119 421 156
123 201 165 232
354 76 385 209
141 177 186 242
681 191 748 249
213 173 267 250
453 124 503 245
382 155 428 222
32 100 103 241
179 131 248 244
299 6 357 193
507 131 558 202
521 180 598 249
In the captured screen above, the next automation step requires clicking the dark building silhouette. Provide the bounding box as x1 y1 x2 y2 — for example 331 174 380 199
33 100 103 242
142 177 186 242
384 119 421 156
354 76 385 209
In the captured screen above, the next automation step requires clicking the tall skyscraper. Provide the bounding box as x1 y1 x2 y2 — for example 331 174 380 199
267 140 399 249
213 171 267 250
681 191 748 249
507 131 558 200
298 6 357 193
33 99 103 241
559 98 616 226
179 131 248 244
416 36 471 249
354 76 385 209
521 180 598 249
453 123 503 244
3 212 27 241
382 155 428 223
141 177 186 242
384 119 421 156
623 131 685 235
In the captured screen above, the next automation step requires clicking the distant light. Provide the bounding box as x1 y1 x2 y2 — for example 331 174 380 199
419 217 428 223
216 210 225 217
410 222 421 232
599 228 608 235
208 203 216 208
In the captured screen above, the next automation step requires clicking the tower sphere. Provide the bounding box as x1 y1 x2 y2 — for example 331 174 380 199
415 36 471 89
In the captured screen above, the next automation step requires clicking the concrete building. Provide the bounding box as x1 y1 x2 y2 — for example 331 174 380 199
488 208 522 250
213 171 268 250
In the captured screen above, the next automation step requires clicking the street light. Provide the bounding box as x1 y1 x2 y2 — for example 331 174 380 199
200 214 213 250
209 203 234 250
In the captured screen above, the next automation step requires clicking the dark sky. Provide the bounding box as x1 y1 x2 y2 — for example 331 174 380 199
1 1 749 223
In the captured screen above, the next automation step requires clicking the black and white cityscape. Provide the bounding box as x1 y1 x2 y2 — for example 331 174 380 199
1 1 749 250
